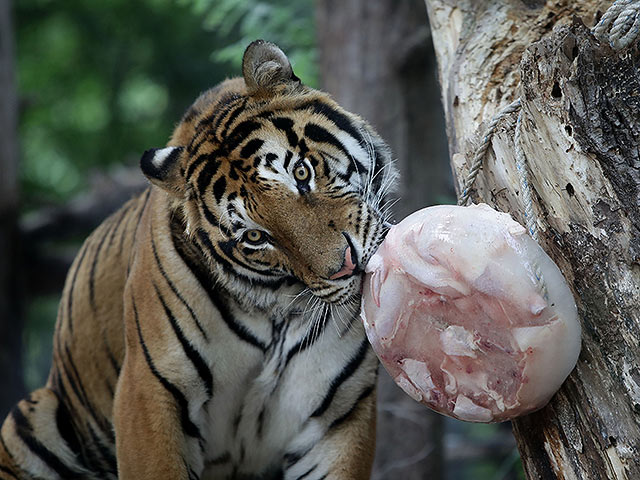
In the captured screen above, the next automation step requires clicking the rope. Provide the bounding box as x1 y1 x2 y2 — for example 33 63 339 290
514 112 537 241
457 98 522 206
593 0 640 50
515 112 547 298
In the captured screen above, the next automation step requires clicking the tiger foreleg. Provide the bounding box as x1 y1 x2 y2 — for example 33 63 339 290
284 387 377 480
113 354 205 480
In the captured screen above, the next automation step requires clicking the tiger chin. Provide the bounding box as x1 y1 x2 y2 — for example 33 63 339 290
0 40 397 480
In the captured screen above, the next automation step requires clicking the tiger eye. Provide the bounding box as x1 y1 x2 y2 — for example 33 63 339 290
293 163 310 182
244 229 265 244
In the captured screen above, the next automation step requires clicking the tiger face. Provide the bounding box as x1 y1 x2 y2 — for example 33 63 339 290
141 40 396 310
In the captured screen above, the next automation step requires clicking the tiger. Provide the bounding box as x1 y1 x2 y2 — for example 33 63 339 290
0 40 397 480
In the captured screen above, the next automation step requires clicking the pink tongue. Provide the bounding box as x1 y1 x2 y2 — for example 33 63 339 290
330 246 355 280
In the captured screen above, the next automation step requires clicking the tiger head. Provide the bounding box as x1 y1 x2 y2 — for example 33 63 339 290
140 40 396 311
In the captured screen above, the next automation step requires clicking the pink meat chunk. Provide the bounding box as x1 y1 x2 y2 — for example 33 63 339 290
361 204 581 422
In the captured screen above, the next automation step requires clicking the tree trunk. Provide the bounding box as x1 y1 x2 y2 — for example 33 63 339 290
316 0 450 478
425 0 640 478
0 0 24 418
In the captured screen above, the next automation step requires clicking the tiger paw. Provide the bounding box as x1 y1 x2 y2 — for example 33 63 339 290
360 204 581 422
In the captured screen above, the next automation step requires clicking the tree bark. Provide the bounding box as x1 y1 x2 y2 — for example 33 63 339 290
0 0 25 418
425 0 640 478
316 0 450 478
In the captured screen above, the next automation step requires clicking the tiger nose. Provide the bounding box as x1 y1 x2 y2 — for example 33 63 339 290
329 235 359 280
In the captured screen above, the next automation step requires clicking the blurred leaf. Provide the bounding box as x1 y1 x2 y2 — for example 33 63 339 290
196 0 318 86
16 0 238 209
118 75 169 123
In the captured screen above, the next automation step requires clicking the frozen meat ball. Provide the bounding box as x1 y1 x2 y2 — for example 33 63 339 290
361 204 581 422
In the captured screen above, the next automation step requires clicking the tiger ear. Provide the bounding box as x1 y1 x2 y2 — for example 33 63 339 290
242 40 299 95
140 146 185 194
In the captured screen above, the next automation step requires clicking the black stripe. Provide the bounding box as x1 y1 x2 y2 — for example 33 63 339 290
256 405 266 438
224 121 262 153
55 396 82 461
11 407 83 479
306 126 367 181
104 339 121 375
329 383 375 430
82 425 109 477
177 232 268 353
283 150 294 171
284 446 312 468
182 105 200 123
87 425 117 475
0 465 19 480
206 451 231 466
88 225 111 311
240 138 264 159
302 100 365 147
187 130 210 158
311 338 370 418
360 211 371 249
63 346 111 435
216 240 282 278
195 230 293 291
195 229 234 271
264 152 278 168
197 94 241 137
304 123 357 167
127 188 152 274
212 176 227 203
187 464 199 480
151 235 208 341
321 156 331 178
354 205 362 235
271 117 299 148
62 346 91 411
200 202 232 237
153 283 213 399
104 378 115 397
106 203 131 252
0 434 18 472
117 200 137 258
371 142 387 191
295 465 317 480
196 156 221 195
219 97 248 140
185 152 208 180
284 316 329 368
66 241 90 332
131 297 202 440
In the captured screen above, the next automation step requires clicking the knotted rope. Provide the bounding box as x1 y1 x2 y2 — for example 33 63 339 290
593 0 640 50
457 0 639 296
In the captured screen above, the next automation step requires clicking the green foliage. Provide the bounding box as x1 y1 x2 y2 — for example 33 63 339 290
16 0 317 210
182 0 318 86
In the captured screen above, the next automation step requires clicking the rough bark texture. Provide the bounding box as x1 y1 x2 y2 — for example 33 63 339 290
316 0 450 477
0 0 24 418
426 0 640 478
